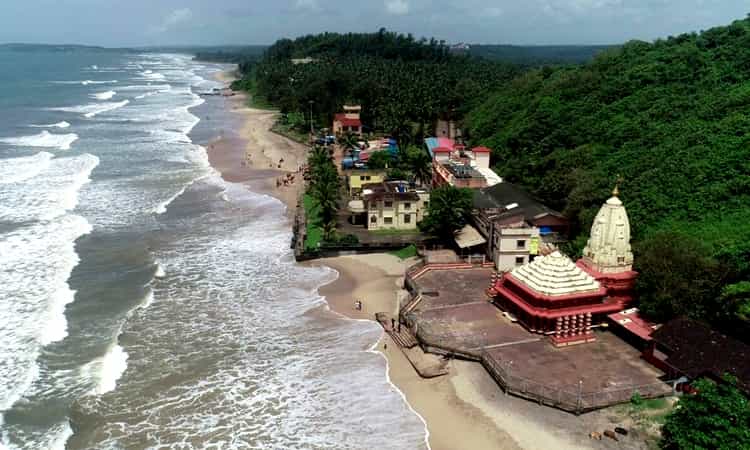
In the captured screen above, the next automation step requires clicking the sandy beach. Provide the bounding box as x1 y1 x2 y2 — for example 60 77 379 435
208 70 643 450
208 70 307 214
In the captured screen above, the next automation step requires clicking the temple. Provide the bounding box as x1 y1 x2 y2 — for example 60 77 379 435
491 186 638 346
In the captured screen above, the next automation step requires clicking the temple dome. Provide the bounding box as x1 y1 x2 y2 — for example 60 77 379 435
511 251 601 296
582 190 634 273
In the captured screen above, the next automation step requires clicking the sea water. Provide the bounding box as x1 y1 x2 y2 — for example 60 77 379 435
0 48 427 449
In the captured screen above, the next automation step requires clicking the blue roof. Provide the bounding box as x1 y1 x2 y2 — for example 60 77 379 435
424 137 439 157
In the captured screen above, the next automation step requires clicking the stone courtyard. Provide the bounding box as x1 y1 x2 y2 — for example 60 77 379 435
404 267 673 411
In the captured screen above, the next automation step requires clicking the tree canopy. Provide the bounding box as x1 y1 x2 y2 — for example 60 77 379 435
419 185 473 239
231 30 520 141
661 376 750 450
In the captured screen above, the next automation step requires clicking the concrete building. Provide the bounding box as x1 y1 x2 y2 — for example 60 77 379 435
332 105 363 136
432 160 487 189
472 182 568 271
348 181 429 230
344 170 386 196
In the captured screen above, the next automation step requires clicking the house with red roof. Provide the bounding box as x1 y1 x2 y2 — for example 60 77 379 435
332 105 363 136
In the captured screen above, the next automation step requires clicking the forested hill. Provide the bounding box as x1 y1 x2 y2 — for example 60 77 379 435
467 17 750 333
466 44 615 65
236 29 520 141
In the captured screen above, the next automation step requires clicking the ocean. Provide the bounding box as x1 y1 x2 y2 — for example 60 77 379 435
0 48 427 449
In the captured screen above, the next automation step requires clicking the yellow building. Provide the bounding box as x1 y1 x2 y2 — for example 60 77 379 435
347 181 429 231
345 170 386 196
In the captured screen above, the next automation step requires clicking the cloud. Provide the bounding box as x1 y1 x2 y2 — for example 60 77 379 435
294 0 320 11
152 8 193 33
385 0 409 15
484 7 504 18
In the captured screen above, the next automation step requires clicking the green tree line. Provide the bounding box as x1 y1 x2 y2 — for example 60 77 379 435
231 29 520 143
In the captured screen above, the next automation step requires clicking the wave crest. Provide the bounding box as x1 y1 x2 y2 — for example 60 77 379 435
0 131 78 150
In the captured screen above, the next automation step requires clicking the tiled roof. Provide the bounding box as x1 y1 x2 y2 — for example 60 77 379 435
334 113 361 127
651 317 750 390
511 251 601 296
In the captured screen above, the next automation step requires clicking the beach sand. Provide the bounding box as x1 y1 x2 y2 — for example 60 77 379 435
209 70 644 450
208 71 307 214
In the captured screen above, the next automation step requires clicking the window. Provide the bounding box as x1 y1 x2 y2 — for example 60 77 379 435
384 201 393 208
515 256 525 265
360 176 366 181
404 202 411 210
370 216 377 223
516 240 526 249
384 217 393 224
423 201 429 208
617 256 625 264
404 214 411 224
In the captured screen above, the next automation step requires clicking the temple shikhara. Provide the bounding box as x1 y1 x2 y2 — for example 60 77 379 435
491 187 638 346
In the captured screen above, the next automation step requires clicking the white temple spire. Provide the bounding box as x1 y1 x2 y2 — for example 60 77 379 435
581 184 633 273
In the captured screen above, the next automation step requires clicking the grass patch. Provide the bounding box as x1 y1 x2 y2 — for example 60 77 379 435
303 194 323 251
271 122 310 144
390 244 418 260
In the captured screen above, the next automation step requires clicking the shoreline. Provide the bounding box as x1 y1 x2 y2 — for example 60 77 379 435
206 69 630 450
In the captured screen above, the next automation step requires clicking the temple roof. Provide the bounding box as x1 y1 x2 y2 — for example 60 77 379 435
511 251 602 296
582 189 633 274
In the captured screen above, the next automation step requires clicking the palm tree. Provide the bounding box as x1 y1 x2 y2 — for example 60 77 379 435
407 147 433 186
339 132 360 157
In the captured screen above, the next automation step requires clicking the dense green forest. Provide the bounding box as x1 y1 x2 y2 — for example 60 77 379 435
466 44 615 65
467 17 750 334
192 45 267 63
231 29 521 141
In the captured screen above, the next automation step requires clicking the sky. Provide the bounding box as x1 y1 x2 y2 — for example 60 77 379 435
1 0 748 47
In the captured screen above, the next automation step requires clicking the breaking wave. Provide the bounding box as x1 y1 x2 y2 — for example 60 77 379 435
0 131 78 150
29 121 71 129
90 90 116 100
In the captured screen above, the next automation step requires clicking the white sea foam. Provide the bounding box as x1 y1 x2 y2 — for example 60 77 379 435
0 152 54 184
154 263 166 278
0 131 78 150
96 344 128 394
81 80 117 86
152 182 190 214
90 90 116 100
139 71 166 81
51 100 129 118
29 121 71 129
52 80 117 85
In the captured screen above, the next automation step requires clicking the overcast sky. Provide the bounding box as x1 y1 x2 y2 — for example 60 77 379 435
1 0 748 47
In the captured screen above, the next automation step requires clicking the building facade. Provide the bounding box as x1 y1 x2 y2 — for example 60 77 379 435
348 181 429 231
345 170 386 196
472 182 568 272
332 105 363 136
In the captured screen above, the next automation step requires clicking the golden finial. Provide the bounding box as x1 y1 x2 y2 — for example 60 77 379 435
612 175 623 197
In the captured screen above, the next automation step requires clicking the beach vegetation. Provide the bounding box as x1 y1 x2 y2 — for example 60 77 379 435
660 376 750 449
418 185 473 240
304 145 341 249
391 244 418 260
303 194 323 250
